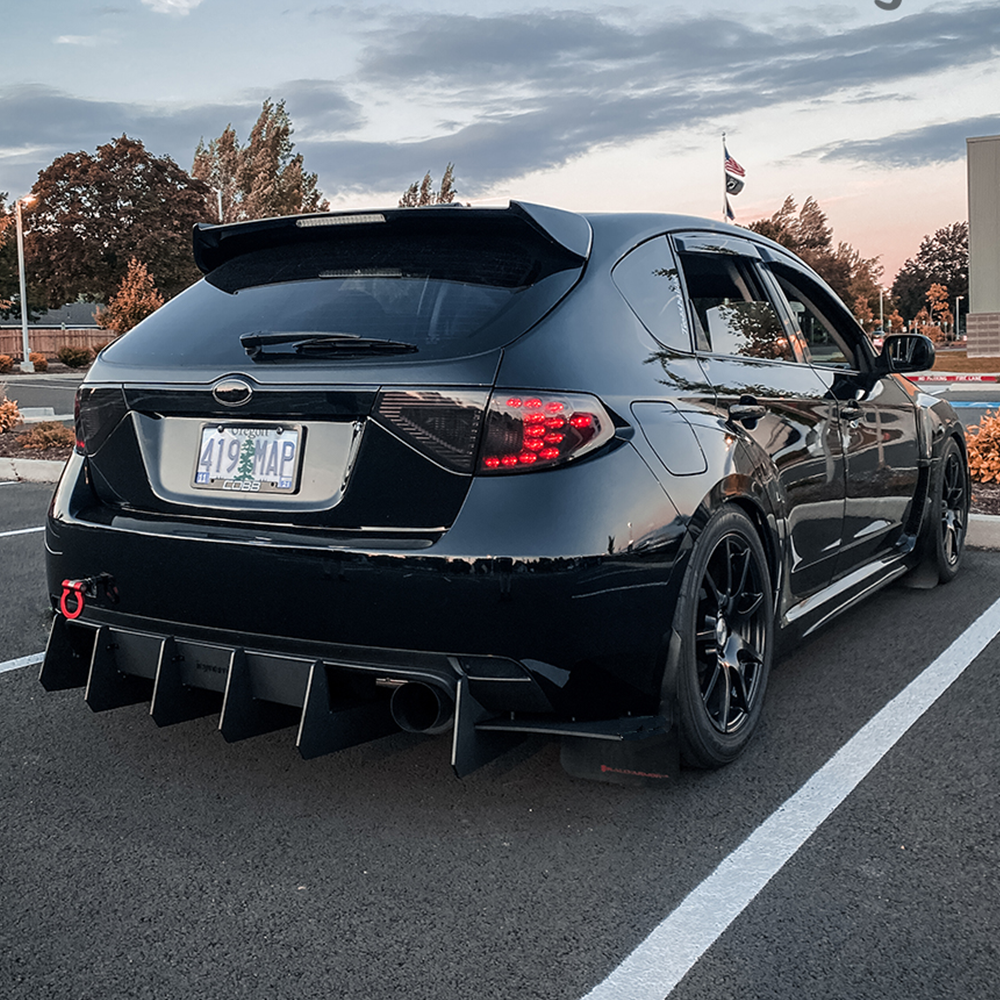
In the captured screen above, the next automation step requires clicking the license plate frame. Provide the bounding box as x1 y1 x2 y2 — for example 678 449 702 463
191 423 303 495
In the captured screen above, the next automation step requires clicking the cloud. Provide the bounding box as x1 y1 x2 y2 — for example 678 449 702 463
235 80 366 137
141 0 203 15
810 115 1000 167
54 35 108 47
323 2 999 190
3 3 998 200
0 82 364 193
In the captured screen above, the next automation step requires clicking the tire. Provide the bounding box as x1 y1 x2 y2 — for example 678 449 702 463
910 436 969 587
672 507 773 769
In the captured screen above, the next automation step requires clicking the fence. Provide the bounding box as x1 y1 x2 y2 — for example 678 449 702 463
0 328 110 360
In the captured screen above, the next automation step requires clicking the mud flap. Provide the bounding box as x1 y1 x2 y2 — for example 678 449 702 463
38 614 90 691
296 659 397 760
84 625 152 711
559 722 680 787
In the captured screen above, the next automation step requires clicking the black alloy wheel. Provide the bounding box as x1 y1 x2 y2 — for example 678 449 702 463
672 507 773 768
935 437 969 582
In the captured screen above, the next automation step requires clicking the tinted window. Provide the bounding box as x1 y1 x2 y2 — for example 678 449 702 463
768 263 860 370
612 237 691 351
101 228 585 367
679 251 794 362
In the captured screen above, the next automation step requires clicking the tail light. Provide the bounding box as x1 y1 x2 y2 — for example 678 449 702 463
374 387 614 474
373 389 490 473
478 391 613 473
74 387 129 456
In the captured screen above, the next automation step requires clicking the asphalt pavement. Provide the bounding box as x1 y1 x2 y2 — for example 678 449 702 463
2 480 1000 1000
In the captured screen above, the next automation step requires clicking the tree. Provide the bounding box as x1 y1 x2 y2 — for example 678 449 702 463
23 136 211 307
94 257 165 335
891 222 968 325
745 196 882 324
193 100 328 223
926 282 953 335
399 164 457 207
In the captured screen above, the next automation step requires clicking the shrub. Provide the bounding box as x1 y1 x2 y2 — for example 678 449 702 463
56 345 94 368
16 421 75 450
29 352 48 373
966 409 1000 483
0 354 13 374
0 387 21 432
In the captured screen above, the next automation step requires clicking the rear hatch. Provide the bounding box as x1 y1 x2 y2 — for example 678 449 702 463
75 202 591 535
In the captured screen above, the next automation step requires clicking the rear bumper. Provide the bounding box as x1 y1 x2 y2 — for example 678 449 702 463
40 612 678 782
47 447 688 714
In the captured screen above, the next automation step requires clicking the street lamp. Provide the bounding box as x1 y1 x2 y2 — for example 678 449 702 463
14 194 37 373
955 295 965 340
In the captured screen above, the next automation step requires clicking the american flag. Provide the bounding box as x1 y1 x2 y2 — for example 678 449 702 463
724 146 745 196
724 150 745 179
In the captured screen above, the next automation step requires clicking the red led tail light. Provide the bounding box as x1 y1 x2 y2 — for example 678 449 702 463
478 391 613 473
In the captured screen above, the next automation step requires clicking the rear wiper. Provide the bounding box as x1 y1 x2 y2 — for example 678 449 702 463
240 331 418 360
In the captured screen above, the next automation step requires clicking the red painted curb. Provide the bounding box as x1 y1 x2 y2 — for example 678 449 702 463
909 374 1000 382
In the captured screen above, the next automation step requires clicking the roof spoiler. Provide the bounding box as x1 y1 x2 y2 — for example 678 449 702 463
191 200 592 274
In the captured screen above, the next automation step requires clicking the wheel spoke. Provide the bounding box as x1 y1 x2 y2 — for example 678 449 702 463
736 589 764 619
703 570 723 606
733 546 752 598
715 670 731 731
702 662 723 705
729 665 750 715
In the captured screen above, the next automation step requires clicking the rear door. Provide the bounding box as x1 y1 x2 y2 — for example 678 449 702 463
763 255 921 574
672 233 846 602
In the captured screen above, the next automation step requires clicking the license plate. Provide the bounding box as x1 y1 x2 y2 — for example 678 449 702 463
193 424 302 494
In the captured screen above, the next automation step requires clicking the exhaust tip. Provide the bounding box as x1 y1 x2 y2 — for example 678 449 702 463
390 682 454 735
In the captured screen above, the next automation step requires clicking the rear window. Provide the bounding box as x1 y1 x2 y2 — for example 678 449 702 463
101 218 585 366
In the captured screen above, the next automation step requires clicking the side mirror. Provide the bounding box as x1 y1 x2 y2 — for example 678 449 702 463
878 333 935 374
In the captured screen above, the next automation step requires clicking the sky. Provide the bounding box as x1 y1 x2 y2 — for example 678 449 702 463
1 0 998 280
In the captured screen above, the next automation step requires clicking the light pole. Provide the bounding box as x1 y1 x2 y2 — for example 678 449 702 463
879 286 885 334
14 195 36 373
955 294 964 340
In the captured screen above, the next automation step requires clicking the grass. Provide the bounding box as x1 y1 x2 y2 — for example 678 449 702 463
931 349 1000 373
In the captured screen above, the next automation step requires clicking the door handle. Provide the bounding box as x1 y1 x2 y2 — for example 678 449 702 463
729 396 766 425
841 400 862 421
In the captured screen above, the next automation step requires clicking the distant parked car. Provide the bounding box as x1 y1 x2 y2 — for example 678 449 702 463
42 202 969 785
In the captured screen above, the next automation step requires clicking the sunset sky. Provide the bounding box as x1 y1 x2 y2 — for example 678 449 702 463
2 0 997 280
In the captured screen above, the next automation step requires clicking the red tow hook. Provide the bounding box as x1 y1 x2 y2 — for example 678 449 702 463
59 574 118 620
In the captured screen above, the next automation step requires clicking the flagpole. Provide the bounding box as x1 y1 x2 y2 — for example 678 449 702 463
722 132 727 223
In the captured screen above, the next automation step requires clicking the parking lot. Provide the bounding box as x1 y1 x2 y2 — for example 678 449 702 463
2 477 999 999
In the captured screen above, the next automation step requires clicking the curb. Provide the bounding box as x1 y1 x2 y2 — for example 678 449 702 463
0 458 67 483
909 373 1000 383
968 514 1000 551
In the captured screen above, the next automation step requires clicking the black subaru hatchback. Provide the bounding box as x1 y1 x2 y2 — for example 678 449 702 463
41 202 969 784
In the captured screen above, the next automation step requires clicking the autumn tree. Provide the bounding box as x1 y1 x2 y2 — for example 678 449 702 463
399 164 457 207
891 222 968 325
23 136 211 307
94 257 164 335
745 196 883 325
926 282 953 335
193 100 328 223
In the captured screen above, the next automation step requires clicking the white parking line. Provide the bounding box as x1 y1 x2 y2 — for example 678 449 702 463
0 526 44 538
0 651 45 674
583 594 1000 1000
